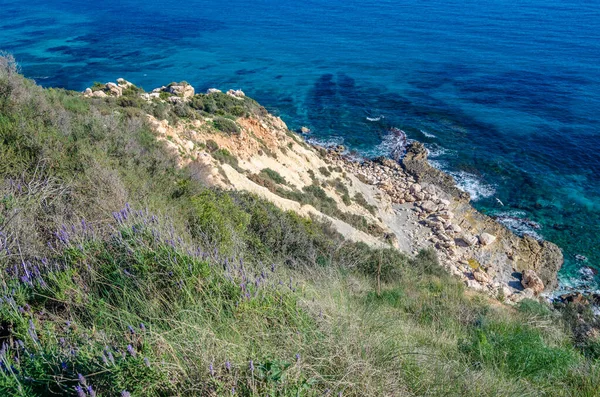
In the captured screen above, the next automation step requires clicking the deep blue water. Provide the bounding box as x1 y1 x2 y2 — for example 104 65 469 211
1 0 599 291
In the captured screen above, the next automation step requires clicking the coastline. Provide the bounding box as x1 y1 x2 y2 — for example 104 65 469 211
319 141 563 301
96 77 567 303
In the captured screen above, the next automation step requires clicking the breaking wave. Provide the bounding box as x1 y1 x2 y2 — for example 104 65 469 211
420 129 436 138
493 210 543 240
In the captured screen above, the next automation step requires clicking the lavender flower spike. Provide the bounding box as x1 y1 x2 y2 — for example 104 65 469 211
121 391 131 397
78 373 87 386
127 344 137 357
74 385 86 397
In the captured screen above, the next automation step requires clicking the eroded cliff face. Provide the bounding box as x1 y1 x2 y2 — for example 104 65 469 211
127 83 563 299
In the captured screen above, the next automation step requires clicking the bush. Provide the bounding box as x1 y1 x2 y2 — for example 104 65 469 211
260 168 287 185
212 148 240 171
353 192 377 215
189 190 250 255
318 166 331 177
213 116 240 135
189 92 267 119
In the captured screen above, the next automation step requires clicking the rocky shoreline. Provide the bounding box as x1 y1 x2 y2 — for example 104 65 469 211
82 78 565 304
320 141 563 303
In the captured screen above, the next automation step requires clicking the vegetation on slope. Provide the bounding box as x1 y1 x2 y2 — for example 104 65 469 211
1 55 599 396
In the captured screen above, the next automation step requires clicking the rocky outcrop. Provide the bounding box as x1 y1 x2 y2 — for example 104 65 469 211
515 235 563 290
402 142 470 201
398 142 563 292
227 89 245 99
167 82 195 99
521 269 545 294
83 78 136 98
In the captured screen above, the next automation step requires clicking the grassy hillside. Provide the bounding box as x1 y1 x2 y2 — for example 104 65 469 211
1 55 599 396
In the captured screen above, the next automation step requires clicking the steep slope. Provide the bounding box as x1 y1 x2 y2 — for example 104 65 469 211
138 82 563 300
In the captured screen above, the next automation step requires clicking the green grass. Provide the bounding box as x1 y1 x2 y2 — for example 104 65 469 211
1 55 600 396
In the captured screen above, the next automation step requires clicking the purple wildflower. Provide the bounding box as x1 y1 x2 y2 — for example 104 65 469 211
249 360 254 373
78 373 87 385
231 387 235 395
225 360 231 371
144 357 151 367
140 323 146 332
121 391 131 397
74 385 86 397
127 344 136 357
295 353 301 363
87 386 96 397
209 362 215 376
128 325 135 335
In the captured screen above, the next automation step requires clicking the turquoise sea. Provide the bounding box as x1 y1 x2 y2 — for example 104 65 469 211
1 0 599 291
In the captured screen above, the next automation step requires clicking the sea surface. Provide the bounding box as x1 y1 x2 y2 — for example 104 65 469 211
1 0 599 292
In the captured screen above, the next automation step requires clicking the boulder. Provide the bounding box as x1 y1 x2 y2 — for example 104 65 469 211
84 88 92 95
458 233 478 247
478 233 497 246
206 88 222 94
168 83 195 99
473 270 490 284
106 82 122 97
413 191 425 201
500 285 513 299
446 224 462 234
420 201 438 213
521 269 544 294
227 89 245 99
511 288 535 303
466 279 484 291
91 90 107 98
410 184 422 194
117 78 133 88
515 235 563 291
300 126 311 134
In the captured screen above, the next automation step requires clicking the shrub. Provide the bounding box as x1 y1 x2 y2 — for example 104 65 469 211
206 139 219 152
318 166 331 177
328 178 351 205
353 192 377 215
213 116 240 135
212 148 240 171
189 190 250 255
260 168 286 185
189 92 267 119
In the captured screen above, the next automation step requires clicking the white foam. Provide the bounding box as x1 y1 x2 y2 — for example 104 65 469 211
424 143 450 159
495 211 542 240
420 129 436 138
363 130 412 158
366 116 384 122
306 136 345 149
447 170 496 201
